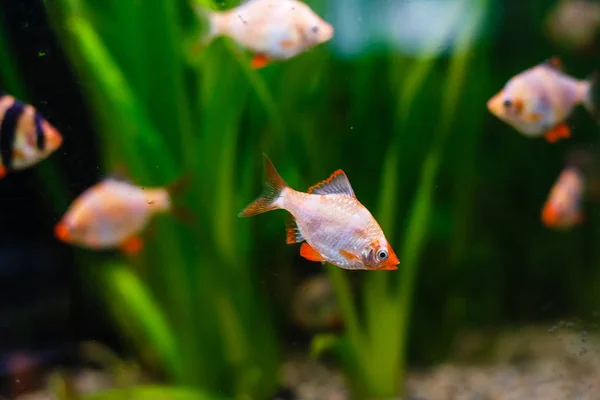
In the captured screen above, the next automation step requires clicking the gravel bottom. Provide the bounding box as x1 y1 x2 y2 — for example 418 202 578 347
282 325 600 400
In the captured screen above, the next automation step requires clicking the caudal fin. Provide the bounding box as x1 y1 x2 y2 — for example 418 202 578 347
238 154 288 217
583 72 600 124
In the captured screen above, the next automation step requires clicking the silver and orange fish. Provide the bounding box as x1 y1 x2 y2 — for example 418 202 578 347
541 166 585 230
487 57 598 143
55 176 187 253
195 0 334 69
238 155 399 270
0 91 63 178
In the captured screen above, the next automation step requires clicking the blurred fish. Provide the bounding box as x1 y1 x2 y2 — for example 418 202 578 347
194 0 334 69
238 155 399 270
487 57 598 143
54 175 189 254
0 91 62 178
541 166 585 229
544 0 600 53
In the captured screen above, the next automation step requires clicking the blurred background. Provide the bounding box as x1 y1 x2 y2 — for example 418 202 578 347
1 0 600 399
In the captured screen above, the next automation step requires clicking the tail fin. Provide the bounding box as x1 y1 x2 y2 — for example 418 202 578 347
238 154 288 218
191 6 223 53
165 173 198 228
583 72 600 124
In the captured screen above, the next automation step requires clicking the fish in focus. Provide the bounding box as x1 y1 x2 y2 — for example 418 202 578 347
238 155 399 270
487 57 598 143
54 176 187 254
194 0 334 69
0 91 63 178
541 166 585 230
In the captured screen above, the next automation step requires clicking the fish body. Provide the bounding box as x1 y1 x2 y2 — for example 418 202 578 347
238 155 399 270
545 0 600 52
541 166 585 230
0 93 63 177
54 178 171 253
198 0 334 68
487 57 596 143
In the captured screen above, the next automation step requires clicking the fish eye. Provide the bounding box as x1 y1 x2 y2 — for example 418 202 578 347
311 25 319 33
377 249 388 261
503 99 512 108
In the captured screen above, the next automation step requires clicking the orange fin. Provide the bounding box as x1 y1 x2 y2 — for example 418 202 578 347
280 39 296 48
0 165 6 179
251 54 270 69
238 154 288 217
545 56 564 71
544 123 571 143
300 243 326 262
286 213 304 244
307 170 356 197
12 149 25 159
339 249 360 263
120 235 144 255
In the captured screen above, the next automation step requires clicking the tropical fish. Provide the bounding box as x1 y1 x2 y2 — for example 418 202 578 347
54 175 188 254
541 166 585 230
487 57 598 143
194 0 334 69
0 91 63 178
238 155 400 270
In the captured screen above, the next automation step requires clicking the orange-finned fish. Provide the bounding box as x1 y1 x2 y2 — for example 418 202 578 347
194 0 334 69
487 57 598 143
0 91 63 178
54 176 188 254
541 166 585 230
238 155 400 270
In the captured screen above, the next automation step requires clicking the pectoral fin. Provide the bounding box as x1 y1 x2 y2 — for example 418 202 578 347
120 235 144 255
300 243 326 262
251 54 270 69
338 249 360 263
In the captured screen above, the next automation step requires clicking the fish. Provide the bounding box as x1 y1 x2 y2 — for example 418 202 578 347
487 57 598 143
194 0 334 69
541 166 585 230
238 155 400 270
0 91 63 178
54 175 189 254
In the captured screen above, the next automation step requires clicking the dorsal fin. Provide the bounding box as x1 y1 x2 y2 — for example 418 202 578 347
307 170 356 197
544 56 564 72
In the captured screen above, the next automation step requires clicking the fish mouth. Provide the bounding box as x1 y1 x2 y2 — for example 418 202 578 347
541 204 558 226
54 222 70 242
486 92 504 117
44 122 63 152
321 22 334 42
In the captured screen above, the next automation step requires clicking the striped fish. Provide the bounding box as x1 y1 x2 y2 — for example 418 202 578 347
0 91 63 178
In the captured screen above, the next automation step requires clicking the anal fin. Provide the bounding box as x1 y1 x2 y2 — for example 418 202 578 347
286 214 304 244
300 242 326 262
544 123 571 143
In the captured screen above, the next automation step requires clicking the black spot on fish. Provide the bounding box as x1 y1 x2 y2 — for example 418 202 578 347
0 99 25 170
34 110 45 150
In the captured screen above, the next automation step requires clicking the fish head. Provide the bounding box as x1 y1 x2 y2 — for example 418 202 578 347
40 121 63 156
363 239 400 270
541 177 583 229
54 208 94 246
487 78 545 135
297 7 334 45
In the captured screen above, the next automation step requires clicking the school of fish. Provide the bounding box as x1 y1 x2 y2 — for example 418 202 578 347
3 0 599 271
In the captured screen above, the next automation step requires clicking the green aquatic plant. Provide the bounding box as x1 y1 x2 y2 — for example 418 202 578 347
43 0 279 398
